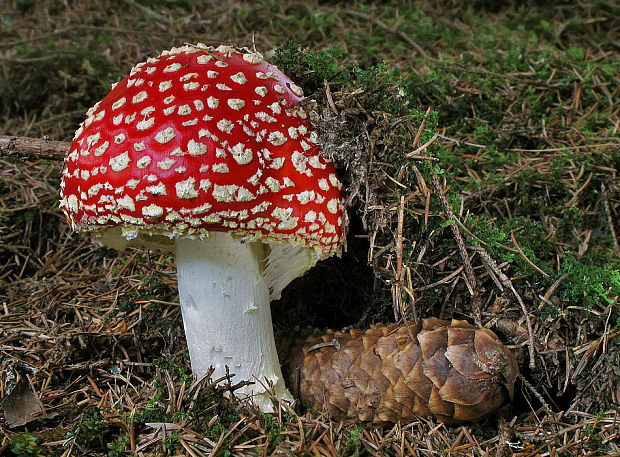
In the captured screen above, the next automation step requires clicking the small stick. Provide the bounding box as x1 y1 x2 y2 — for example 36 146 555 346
538 274 567 310
408 109 482 325
412 107 431 148
478 247 536 369
405 133 439 158
520 375 553 416
307 339 341 352
601 183 620 257
564 172 593 208
432 170 481 325
324 79 338 114
0 135 69 161
405 266 419 324
392 194 406 320
511 231 549 277
395 194 405 282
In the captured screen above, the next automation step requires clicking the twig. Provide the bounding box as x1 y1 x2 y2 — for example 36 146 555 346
406 133 439 158
0 135 69 161
564 172 593 208
538 274 567 310
510 231 549 277
408 109 482 325
437 134 487 149
393 195 420 336
433 171 481 325
520 375 553 417
478 247 536 369
179 437 201 457
601 183 620 257
404 266 419 324
395 194 405 282
344 11 427 58
412 107 431 148
507 143 619 152
324 79 338 114
418 266 464 291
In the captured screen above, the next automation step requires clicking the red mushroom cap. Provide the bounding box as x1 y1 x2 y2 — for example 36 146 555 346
60 44 345 257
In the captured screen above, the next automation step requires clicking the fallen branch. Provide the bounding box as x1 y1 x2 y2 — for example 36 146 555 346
0 135 69 161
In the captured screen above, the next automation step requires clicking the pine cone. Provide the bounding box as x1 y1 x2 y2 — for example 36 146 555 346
281 318 519 424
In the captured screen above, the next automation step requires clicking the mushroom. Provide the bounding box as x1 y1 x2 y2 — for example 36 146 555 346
59 44 346 411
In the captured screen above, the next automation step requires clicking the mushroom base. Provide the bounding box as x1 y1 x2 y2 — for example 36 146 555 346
175 233 293 412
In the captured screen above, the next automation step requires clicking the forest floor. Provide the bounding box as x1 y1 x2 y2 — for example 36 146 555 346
0 1 619 456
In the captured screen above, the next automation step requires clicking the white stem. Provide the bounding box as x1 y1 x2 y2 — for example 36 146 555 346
175 233 293 412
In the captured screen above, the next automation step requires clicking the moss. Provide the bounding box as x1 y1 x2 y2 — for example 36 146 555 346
272 41 345 92
9 430 44 456
560 254 620 311
65 407 115 454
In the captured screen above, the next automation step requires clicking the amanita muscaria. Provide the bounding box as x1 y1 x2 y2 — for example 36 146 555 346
59 43 346 411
